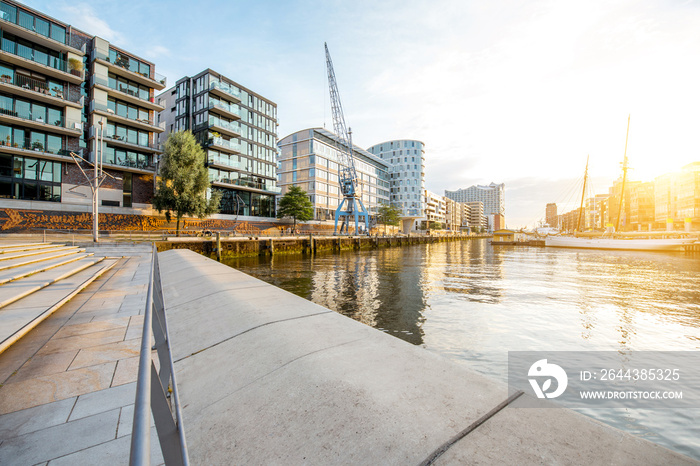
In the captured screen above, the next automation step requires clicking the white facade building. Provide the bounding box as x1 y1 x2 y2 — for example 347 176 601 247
367 139 426 232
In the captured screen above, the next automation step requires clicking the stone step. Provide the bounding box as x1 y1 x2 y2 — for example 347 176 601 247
0 246 80 265
0 257 105 309
0 243 54 253
0 258 119 355
0 248 85 272
0 253 95 285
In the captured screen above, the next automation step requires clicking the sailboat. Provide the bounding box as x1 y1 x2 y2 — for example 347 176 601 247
545 116 696 252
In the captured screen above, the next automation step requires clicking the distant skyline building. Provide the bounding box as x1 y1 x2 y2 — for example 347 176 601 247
445 182 505 231
367 139 425 232
277 128 390 222
545 203 558 227
157 69 278 218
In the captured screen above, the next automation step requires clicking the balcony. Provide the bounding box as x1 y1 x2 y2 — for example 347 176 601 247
209 80 241 102
207 100 241 120
206 115 241 138
90 75 164 111
0 73 81 108
207 154 243 170
89 100 164 133
0 46 83 84
210 174 281 194
206 136 241 154
0 137 73 159
0 107 82 136
0 13 84 56
90 125 162 154
92 50 166 90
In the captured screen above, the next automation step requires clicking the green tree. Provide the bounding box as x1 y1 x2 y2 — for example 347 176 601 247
277 185 313 232
378 203 401 235
153 131 221 236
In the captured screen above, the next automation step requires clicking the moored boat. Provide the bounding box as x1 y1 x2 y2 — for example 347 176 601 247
545 236 695 251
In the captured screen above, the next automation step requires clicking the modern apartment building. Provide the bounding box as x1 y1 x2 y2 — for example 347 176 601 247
366 139 425 232
424 190 445 228
466 201 487 231
0 0 166 210
157 70 278 218
277 128 390 222
444 197 469 231
445 182 505 231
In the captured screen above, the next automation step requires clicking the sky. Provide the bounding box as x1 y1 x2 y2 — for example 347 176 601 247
23 0 700 227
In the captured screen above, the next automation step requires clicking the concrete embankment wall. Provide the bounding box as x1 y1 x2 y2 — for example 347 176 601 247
158 249 695 465
156 234 486 259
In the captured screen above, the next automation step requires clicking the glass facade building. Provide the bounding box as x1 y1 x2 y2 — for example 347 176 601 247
278 128 390 221
157 70 278 218
0 0 165 209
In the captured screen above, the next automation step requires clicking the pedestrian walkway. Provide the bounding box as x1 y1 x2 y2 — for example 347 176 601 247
0 241 163 465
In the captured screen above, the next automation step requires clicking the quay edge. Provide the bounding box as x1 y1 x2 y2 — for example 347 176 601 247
159 249 698 465
155 234 491 259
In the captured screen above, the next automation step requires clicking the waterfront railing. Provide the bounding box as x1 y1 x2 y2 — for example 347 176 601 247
129 244 189 466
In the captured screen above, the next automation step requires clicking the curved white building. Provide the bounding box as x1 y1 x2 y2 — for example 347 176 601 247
367 140 426 232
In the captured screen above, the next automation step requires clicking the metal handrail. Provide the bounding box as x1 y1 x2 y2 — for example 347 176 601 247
130 244 189 466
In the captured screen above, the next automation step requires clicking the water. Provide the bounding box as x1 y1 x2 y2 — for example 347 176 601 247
223 239 700 459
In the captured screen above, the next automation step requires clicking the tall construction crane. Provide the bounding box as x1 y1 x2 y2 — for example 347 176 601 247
325 42 371 235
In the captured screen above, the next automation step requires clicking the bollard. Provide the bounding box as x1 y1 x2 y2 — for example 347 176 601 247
216 232 221 262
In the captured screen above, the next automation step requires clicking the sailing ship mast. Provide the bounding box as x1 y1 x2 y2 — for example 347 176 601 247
576 155 589 233
615 115 631 232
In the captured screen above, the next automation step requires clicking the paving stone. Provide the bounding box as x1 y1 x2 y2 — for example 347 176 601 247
0 408 119 465
0 397 75 438
37 328 127 355
111 356 139 387
124 315 145 341
52 317 130 339
69 382 136 421
8 350 79 383
68 338 140 370
0 362 116 414
46 430 164 466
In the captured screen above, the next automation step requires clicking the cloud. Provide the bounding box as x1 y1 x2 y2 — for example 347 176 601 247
57 3 124 44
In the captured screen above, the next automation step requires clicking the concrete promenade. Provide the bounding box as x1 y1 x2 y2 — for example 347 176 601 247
159 249 697 465
0 242 163 465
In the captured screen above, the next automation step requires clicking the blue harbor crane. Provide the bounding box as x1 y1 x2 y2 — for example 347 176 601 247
325 43 371 235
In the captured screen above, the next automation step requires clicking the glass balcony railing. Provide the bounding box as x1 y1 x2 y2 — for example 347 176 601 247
209 116 240 134
0 105 81 131
208 100 241 117
207 137 240 152
209 80 241 100
0 136 71 155
93 50 166 87
90 100 154 127
0 73 71 101
0 38 82 77
209 173 281 193
207 154 243 169
92 75 154 103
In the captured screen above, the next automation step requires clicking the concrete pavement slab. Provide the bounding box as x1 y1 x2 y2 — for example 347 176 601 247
0 408 120 465
0 361 116 414
69 382 135 421
433 400 699 465
68 338 140 370
0 396 75 438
